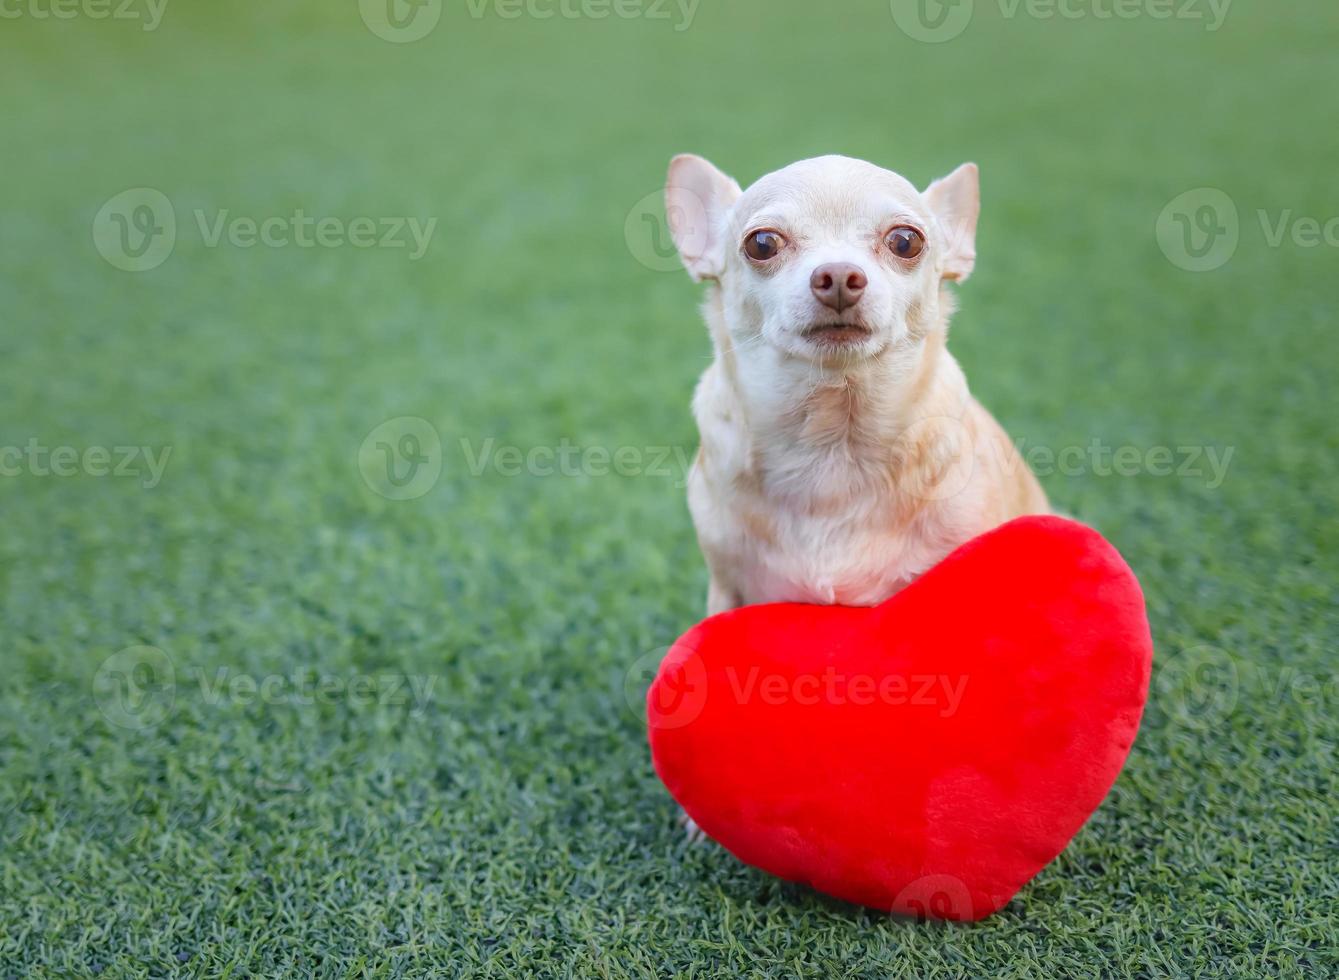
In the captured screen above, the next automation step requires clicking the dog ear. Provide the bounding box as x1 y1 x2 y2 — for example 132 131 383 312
924 163 979 283
665 154 742 282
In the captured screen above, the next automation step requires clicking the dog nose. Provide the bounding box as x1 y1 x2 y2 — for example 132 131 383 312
810 263 867 312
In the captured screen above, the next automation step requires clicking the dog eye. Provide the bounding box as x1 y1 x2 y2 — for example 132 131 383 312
743 230 785 262
885 226 925 260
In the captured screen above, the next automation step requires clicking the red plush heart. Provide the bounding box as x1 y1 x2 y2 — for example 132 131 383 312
648 516 1151 921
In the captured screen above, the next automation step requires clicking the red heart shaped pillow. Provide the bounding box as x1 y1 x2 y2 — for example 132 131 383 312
648 516 1151 921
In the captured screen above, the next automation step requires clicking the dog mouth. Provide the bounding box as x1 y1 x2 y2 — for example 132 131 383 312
801 322 875 346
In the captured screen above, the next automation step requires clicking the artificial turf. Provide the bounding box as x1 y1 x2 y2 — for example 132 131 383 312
1 1 1336 975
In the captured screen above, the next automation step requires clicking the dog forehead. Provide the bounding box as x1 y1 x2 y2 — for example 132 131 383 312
735 156 924 231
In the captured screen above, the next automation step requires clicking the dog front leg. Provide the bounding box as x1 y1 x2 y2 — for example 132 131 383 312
706 576 741 617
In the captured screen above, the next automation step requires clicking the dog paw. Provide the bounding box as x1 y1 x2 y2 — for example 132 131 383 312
678 808 708 844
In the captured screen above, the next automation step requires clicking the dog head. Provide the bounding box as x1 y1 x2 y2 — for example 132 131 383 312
665 154 979 364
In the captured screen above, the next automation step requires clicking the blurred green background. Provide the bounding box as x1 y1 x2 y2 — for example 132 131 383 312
1 1 1335 975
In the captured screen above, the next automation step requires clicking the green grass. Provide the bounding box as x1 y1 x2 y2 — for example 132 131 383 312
1 1 1336 975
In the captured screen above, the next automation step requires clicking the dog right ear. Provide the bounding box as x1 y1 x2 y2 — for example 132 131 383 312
923 162 980 283
665 154 742 282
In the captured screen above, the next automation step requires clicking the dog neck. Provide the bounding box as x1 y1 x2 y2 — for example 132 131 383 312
703 290 970 482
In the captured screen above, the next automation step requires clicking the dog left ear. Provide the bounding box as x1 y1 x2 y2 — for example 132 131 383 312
924 163 980 283
666 154 743 282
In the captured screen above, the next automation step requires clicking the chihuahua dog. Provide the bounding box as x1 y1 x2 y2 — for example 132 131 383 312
666 154 1047 617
